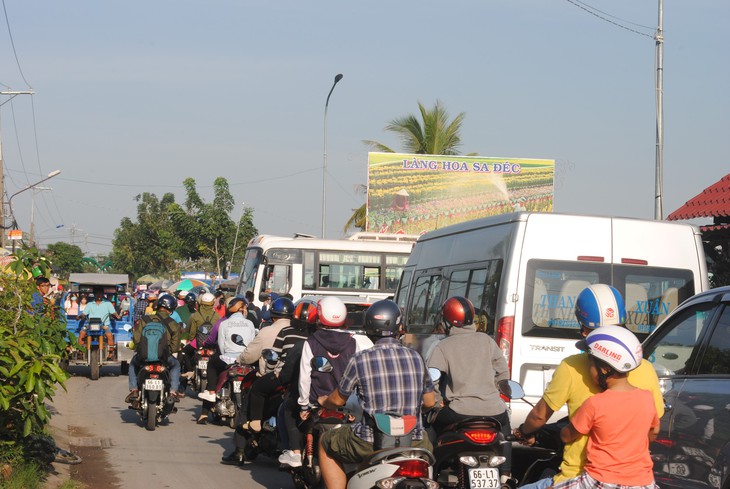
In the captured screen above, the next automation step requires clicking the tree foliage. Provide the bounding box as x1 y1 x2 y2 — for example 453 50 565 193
347 101 467 232
111 177 257 279
44 242 84 279
0 247 70 463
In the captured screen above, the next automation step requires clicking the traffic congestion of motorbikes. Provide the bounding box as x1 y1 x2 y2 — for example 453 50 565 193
61 281 657 489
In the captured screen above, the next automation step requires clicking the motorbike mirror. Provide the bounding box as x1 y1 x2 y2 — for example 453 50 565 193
428 367 441 382
498 379 526 402
311 356 333 373
262 349 279 363
231 334 246 346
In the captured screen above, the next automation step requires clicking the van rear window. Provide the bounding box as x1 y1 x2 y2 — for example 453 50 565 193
523 260 695 340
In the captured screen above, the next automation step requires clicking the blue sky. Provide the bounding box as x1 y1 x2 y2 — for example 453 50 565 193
1 0 728 254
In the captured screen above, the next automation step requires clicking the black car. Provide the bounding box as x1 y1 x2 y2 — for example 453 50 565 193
642 286 730 489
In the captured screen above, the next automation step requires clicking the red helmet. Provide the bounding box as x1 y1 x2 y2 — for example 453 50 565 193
317 297 347 328
441 296 475 329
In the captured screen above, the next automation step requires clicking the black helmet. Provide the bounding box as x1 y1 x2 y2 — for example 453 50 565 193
156 293 177 312
271 297 295 319
364 300 402 338
441 296 474 330
184 292 197 305
226 296 247 316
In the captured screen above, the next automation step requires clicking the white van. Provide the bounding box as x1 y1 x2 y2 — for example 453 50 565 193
395 212 709 425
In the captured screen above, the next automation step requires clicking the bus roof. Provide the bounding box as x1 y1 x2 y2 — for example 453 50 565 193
68 273 129 286
246 234 417 252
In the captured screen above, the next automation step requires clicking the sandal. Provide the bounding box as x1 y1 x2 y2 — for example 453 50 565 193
106 348 116 361
241 420 261 433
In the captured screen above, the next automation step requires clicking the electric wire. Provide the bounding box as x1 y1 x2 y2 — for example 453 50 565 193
1 0 32 89
564 0 655 39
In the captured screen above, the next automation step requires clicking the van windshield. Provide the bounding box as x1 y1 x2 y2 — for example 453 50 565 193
524 259 695 340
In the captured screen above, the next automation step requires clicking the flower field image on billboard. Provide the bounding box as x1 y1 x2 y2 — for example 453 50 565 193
366 152 554 234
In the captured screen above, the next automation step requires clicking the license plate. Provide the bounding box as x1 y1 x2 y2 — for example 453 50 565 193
197 360 208 370
468 468 499 489
232 380 242 393
665 463 690 477
90 323 101 331
144 378 164 390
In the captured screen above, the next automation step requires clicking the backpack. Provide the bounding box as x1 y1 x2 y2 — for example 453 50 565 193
194 311 218 346
138 315 171 362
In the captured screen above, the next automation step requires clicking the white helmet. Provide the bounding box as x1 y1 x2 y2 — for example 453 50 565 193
199 292 215 306
317 296 347 328
579 325 642 373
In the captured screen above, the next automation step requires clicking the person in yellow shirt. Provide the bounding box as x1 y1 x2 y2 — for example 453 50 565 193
514 284 664 489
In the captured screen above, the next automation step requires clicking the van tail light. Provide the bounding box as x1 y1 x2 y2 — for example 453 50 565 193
621 258 648 265
496 316 514 371
392 459 430 478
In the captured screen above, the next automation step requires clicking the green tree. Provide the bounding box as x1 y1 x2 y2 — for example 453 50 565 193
44 242 84 279
346 100 467 232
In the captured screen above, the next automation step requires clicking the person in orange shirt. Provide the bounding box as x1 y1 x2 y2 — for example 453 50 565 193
551 325 659 489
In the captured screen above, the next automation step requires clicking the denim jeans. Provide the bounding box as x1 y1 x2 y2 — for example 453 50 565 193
128 354 180 392
520 477 554 489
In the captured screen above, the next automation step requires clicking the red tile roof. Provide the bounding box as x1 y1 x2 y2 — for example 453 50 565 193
667 173 730 221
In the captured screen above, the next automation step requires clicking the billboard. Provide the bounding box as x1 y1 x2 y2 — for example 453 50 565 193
367 152 554 234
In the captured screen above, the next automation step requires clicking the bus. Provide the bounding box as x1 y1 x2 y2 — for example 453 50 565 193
235 232 418 308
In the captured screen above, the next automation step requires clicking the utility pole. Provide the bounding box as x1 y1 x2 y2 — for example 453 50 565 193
654 0 664 220
0 90 34 250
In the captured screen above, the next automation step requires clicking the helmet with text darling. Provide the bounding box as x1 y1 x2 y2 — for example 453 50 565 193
441 296 475 329
574 284 627 329
292 299 318 331
317 296 347 328
364 299 402 337
578 325 642 373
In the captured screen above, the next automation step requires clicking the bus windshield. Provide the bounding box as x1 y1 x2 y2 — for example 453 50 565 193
238 248 263 294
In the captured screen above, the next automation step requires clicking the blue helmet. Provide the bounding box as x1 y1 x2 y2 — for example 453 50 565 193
574 284 627 329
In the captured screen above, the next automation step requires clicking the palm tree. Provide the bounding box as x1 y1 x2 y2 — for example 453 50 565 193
345 100 466 232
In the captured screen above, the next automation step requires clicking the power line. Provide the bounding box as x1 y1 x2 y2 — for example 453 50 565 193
1 0 32 89
564 0 655 38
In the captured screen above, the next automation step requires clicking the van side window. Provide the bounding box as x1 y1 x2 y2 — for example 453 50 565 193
696 306 730 375
445 261 502 335
395 270 412 312
409 274 443 333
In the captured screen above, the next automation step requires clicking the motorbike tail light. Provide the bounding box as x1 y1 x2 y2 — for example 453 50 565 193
496 316 514 371
654 437 675 448
206 349 215 356
392 459 430 478
463 429 497 444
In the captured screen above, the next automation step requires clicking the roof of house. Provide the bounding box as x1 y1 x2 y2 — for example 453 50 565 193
667 174 730 231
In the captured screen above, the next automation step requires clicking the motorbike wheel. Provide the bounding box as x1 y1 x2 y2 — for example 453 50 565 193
120 361 129 375
146 402 156 431
89 345 100 380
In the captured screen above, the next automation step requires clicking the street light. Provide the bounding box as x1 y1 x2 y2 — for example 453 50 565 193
7 170 62 238
29 186 53 247
322 73 343 238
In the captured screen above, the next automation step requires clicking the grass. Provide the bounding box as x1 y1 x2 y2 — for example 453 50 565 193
0 462 84 489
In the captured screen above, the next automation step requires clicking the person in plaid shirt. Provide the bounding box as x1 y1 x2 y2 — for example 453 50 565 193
317 299 436 489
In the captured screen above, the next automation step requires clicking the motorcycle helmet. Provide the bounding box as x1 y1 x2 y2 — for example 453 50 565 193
199 292 215 306
271 297 295 319
363 299 402 338
441 296 475 329
292 299 318 331
317 296 347 328
184 292 197 306
575 284 627 329
226 296 247 316
156 293 177 312
578 325 642 374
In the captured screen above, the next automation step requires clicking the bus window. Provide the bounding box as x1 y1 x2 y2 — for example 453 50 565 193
238 248 263 294
386 255 408 290
261 264 291 296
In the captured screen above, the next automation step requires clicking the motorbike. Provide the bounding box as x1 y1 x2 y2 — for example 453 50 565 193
134 360 177 431
192 346 215 394
428 373 519 489
80 317 113 381
211 361 258 428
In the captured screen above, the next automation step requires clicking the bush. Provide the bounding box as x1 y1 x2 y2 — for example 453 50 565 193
0 247 70 465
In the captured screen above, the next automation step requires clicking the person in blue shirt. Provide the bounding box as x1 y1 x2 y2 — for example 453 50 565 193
30 276 53 315
78 290 120 360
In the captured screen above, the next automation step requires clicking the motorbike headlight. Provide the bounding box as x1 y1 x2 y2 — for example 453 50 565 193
459 456 479 467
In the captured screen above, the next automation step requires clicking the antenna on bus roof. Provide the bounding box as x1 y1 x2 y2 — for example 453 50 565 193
293 233 317 239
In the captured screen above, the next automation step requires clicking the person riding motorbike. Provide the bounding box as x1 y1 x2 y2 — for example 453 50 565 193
197 297 256 405
317 299 437 489
180 292 219 380
514 284 665 489
427 296 513 483
124 293 182 404
78 291 121 361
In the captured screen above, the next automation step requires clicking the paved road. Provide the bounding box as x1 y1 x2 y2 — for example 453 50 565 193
48 364 292 488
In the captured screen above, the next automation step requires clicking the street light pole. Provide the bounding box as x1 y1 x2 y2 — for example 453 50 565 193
322 73 343 239
228 202 246 277
7 170 62 247
29 186 53 247
654 0 664 220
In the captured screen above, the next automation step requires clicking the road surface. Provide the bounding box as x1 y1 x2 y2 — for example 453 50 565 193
48 364 292 488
